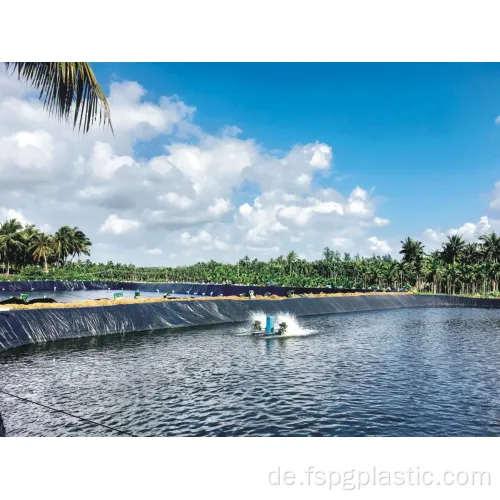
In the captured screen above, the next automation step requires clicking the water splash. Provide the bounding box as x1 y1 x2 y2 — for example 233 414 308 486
246 311 313 337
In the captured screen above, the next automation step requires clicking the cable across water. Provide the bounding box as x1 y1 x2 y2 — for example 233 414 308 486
0 388 136 437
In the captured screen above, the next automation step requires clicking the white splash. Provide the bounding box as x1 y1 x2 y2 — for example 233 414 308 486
246 311 313 337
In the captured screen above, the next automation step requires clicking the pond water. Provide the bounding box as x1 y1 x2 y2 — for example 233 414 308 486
1 307 500 436
0 288 185 303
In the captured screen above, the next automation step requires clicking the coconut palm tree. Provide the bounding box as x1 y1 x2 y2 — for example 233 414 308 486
52 226 74 266
478 232 500 292
3 63 112 134
399 237 425 290
440 234 466 294
0 219 25 275
286 250 298 276
462 242 481 265
70 227 92 262
400 237 425 264
441 234 466 266
479 232 500 263
17 224 40 270
30 233 53 273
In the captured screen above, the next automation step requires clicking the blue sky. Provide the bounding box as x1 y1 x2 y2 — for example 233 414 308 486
92 63 500 237
2 63 500 264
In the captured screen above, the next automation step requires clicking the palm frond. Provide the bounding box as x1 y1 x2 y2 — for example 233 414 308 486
4 62 113 135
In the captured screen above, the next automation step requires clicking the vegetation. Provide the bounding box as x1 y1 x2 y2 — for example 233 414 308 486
0 220 91 276
3 62 112 134
2 218 500 296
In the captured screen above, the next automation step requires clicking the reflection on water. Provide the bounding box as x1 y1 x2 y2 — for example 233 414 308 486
1 308 500 436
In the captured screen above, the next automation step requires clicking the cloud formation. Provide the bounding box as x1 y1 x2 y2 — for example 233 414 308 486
0 71 399 265
421 216 500 250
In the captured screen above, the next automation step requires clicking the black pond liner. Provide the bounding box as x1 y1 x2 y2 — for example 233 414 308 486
1 293 499 353
0 280 380 296
0 297 58 306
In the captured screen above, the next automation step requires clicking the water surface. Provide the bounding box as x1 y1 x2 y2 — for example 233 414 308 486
1 308 500 436
0 288 185 303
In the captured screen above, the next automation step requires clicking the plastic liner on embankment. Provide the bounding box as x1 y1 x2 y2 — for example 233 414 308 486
1 294 500 353
0 280 375 296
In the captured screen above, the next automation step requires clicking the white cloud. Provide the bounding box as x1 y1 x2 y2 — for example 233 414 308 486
368 236 391 254
373 216 390 227
0 208 31 225
0 130 54 171
86 142 136 179
180 230 212 246
239 203 253 216
0 70 399 264
221 125 242 137
331 237 352 249
422 216 498 249
296 173 311 186
346 187 372 216
107 81 196 140
308 143 332 169
99 214 140 235
490 181 500 211
208 198 232 216
160 192 193 209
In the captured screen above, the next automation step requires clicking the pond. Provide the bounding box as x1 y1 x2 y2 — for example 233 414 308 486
1 307 500 436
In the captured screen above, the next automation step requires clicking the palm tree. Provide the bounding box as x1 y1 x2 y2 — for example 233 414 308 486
462 242 481 265
479 232 500 292
383 260 399 289
479 232 500 263
286 250 298 276
423 251 442 294
399 237 425 290
400 237 425 264
323 247 335 279
70 227 92 262
18 223 40 270
30 233 53 273
441 234 466 266
0 219 25 275
52 226 74 266
3 63 112 134
441 234 466 294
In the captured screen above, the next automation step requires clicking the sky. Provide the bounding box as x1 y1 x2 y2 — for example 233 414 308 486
1 62 500 266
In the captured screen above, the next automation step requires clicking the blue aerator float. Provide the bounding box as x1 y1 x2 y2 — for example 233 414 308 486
265 315 275 333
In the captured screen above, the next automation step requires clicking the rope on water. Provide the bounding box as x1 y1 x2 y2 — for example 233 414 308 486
0 388 136 437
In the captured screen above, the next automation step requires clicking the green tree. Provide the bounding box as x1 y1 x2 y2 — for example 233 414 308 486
30 233 53 273
399 237 425 290
0 219 25 275
286 250 298 276
52 226 75 266
441 234 466 266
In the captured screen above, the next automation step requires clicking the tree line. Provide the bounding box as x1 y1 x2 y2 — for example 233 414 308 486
3 217 500 296
158 233 500 295
0 219 92 275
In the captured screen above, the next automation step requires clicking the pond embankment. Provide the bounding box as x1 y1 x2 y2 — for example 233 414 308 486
1 292 499 353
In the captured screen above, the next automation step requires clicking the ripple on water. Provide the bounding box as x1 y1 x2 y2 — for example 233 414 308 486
2 308 500 436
